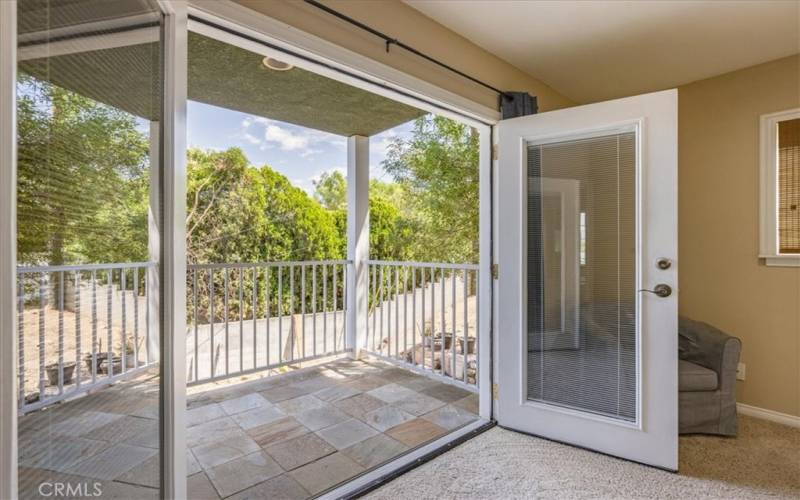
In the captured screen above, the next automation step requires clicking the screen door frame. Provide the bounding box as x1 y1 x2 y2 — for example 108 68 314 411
495 89 678 471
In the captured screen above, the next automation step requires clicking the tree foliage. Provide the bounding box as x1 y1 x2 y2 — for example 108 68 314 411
313 170 347 211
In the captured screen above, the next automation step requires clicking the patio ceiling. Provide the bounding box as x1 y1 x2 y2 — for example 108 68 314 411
19 30 424 136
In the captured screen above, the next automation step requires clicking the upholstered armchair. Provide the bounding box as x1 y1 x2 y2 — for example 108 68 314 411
678 317 742 436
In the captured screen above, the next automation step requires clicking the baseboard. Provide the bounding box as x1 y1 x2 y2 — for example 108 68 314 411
737 403 800 428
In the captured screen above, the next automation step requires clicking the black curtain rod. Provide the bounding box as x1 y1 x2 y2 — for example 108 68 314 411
304 0 513 101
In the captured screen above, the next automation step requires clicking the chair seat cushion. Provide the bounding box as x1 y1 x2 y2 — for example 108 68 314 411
679 360 718 391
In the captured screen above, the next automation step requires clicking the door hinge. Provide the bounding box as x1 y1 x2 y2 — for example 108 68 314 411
492 383 499 400
491 263 499 280
492 145 498 161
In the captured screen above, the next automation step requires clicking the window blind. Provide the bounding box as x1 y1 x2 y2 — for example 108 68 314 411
778 118 800 254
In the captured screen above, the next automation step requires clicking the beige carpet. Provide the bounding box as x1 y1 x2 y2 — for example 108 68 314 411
367 415 800 499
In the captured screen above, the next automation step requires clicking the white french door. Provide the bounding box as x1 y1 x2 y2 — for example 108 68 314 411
495 90 678 470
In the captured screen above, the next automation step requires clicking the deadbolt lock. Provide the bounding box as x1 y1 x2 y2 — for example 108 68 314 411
656 258 672 270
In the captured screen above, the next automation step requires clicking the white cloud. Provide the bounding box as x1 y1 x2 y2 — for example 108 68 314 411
238 115 345 158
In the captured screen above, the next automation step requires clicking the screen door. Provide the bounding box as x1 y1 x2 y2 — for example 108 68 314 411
495 90 678 470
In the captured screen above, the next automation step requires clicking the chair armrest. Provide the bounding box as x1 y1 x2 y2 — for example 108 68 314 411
678 317 741 390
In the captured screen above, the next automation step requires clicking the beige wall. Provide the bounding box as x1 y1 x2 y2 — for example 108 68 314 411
678 55 800 417
232 0 574 113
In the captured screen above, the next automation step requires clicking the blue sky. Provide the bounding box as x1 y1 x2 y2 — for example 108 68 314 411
187 101 415 195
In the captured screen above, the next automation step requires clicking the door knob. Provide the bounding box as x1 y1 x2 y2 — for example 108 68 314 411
639 284 672 298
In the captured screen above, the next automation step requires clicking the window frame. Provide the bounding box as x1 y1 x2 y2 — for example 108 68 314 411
759 108 800 267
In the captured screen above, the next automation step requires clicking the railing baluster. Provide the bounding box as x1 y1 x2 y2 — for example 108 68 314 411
121 269 126 374
301 265 306 359
312 264 317 357
38 273 45 397
420 267 426 370
332 263 337 353
278 265 283 364
252 266 257 371
18 277 25 408
430 267 435 371
452 268 457 381
379 265 384 354
224 267 230 376
342 264 348 353
322 263 327 354
463 268 469 384
58 271 64 393
91 270 97 383
289 264 295 361
75 271 81 388
193 269 198 382
411 267 416 366
239 268 244 372
475 272 480 388
403 266 408 361
440 267 446 377
265 267 271 366
209 269 215 377
106 269 113 378
395 266 399 359
370 265 376 352
133 268 139 370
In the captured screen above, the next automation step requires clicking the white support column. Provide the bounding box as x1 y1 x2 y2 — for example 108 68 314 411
159 2 187 497
346 136 369 358
148 122 160 364
0 2 18 498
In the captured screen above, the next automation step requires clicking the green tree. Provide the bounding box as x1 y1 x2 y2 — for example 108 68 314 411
382 115 479 263
17 76 150 266
313 170 347 210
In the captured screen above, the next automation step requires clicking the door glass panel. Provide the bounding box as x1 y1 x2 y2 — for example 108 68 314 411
526 131 637 422
16 1 163 497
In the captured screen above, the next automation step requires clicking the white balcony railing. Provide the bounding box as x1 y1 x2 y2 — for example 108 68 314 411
16 259 479 413
16 262 157 413
364 260 479 390
186 260 349 385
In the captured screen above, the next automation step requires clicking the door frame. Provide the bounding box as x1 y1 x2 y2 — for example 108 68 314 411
495 90 679 470
0 0 497 497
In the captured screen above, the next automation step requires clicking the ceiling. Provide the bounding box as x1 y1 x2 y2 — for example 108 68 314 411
20 13 423 136
406 0 800 103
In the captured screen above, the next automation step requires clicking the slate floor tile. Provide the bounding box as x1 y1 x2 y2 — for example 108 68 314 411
62 443 157 480
294 406 350 431
316 418 377 450
277 394 326 415
363 405 415 432
288 452 364 495
187 403 226 427
386 418 448 448
422 404 478 430
247 416 309 448
220 393 271 415
366 383 418 403
452 393 480 414
231 405 286 430
191 432 260 470
259 384 308 403
264 432 336 471
206 450 283 498
314 384 361 403
187 472 221 500
421 383 471 403
392 393 447 416
333 393 386 420
226 473 309 500
342 433 409 469
186 417 241 448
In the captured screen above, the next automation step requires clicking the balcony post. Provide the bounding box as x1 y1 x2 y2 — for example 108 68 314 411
147 121 160 363
347 135 369 358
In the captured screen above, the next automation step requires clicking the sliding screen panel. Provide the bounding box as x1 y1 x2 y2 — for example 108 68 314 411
16 1 163 497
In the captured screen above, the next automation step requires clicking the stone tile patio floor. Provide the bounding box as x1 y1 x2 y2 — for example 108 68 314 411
17 358 479 499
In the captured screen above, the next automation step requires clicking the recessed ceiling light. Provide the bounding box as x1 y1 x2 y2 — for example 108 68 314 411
262 56 293 71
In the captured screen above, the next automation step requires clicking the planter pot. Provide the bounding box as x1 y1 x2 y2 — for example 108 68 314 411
423 333 453 350
125 353 136 368
99 356 123 376
45 361 76 386
85 353 110 374
457 337 476 354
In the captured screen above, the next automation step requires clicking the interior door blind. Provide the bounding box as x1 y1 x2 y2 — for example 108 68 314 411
778 118 800 254
526 131 637 422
